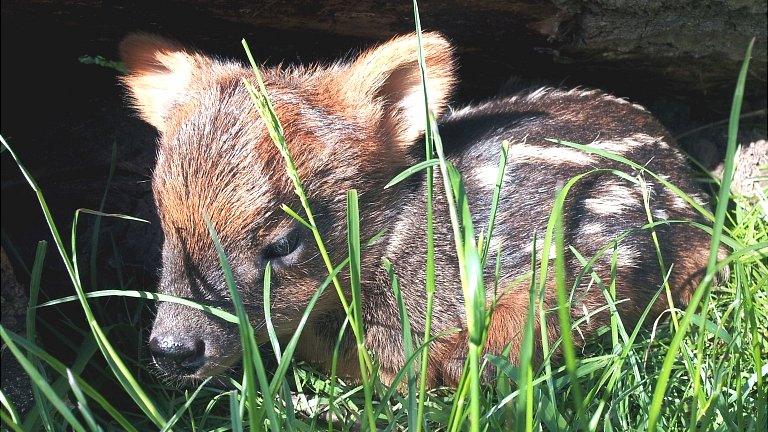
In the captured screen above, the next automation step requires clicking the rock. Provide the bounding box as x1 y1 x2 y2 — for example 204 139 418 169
714 139 768 200
1 247 34 415
1 0 765 104
1 249 27 331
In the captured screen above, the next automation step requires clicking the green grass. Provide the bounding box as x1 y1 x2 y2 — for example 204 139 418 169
1 5 766 431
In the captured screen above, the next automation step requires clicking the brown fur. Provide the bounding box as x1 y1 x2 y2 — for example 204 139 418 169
120 32 719 387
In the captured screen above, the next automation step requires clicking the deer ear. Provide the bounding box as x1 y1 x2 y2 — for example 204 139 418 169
342 32 456 146
119 33 206 131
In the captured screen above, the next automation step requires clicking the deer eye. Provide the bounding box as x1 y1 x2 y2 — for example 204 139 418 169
261 228 303 263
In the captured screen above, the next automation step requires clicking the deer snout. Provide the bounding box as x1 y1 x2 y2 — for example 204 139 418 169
149 332 206 375
150 301 241 380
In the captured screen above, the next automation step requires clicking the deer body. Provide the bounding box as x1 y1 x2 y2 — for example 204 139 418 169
120 32 712 386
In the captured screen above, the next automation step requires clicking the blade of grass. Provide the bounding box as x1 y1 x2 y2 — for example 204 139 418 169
0 134 166 428
383 258 417 430
262 262 297 432
89 141 118 292
647 38 754 432
638 175 687 351
66 369 102 432
553 199 584 425
547 138 720 228
411 69 488 432
409 4 444 430
24 240 54 432
448 159 487 432
0 390 21 426
159 378 211 432
230 390 243 432
385 159 439 188
39 290 239 323
535 171 600 424
2 328 137 432
281 204 312 230
0 327 86 432
1 410 25 432
205 217 279 432
240 39 373 376
413 5 437 432
263 263 281 360
517 233 538 432
689 38 755 432
26 240 47 341
481 140 510 267
346 190 377 432
327 316 351 432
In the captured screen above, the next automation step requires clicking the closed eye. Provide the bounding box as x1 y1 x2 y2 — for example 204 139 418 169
261 227 303 265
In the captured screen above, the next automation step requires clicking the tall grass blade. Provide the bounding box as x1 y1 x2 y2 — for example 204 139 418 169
205 218 279 432
517 233 538 432
547 139 717 224
89 141 118 292
0 134 166 428
240 39 372 373
0 390 21 427
230 390 243 432
66 368 102 432
346 190 377 432
2 329 137 431
0 327 86 432
412 3 438 431
159 378 211 432
39 290 239 323
384 258 417 430
481 141 509 267
24 240 54 432
261 261 297 431
647 38 755 432
1 411 24 432
263 263 281 360
553 200 584 424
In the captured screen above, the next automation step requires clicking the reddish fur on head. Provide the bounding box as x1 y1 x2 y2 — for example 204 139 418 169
120 31 457 382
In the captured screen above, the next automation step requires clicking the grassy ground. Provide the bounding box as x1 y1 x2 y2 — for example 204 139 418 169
1 5 766 431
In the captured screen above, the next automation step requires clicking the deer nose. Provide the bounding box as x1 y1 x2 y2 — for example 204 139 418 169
149 334 205 374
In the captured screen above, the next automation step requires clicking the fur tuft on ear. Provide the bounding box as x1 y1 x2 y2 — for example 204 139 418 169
119 33 205 131
341 32 456 146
